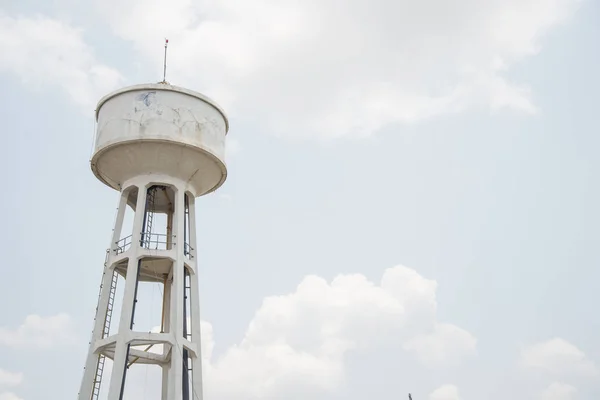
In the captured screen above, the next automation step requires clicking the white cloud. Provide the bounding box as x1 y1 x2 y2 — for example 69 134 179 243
0 12 123 110
521 338 599 379
0 393 23 400
429 384 461 400
94 0 581 139
199 265 475 399
540 382 577 400
0 369 22 388
0 313 75 349
403 323 477 368
0 368 23 400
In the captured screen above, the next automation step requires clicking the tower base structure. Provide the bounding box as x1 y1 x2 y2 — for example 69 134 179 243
78 175 204 400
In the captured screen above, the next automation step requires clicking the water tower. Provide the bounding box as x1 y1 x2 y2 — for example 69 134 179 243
78 82 228 400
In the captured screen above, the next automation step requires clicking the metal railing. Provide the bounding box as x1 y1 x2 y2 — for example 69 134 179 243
184 242 194 259
113 232 189 253
140 232 176 250
114 235 132 255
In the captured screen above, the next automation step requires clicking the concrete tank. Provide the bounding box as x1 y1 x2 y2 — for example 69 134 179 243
91 83 229 197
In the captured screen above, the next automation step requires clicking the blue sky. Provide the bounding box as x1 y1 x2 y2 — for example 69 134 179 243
0 1 599 399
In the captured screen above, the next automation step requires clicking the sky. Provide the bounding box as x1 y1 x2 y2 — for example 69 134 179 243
0 0 599 399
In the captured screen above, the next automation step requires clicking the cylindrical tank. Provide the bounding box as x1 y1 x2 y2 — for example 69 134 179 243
91 83 229 197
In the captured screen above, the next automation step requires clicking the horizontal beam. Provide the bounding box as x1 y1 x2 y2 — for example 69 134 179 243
127 348 169 365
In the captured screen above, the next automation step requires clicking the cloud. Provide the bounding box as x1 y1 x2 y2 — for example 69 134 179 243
0 368 23 400
94 0 581 139
521 338 599 379
200 265 475 399
429 384 461 400
403 323 477 368
0 12 123 110
540 382 577 400
0 369 22 388
0 393 23 400
0 313 75 349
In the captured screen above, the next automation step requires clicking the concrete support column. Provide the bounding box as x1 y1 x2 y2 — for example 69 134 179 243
188 196 204 399
161 273 172 400
107 185 147 399
167 184 185 400
189 271 203 399
78 189 129 400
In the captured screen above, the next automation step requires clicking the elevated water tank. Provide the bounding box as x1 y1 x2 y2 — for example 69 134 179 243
91 83 229 197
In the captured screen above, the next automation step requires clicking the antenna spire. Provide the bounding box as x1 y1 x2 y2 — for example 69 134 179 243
162 38 169 84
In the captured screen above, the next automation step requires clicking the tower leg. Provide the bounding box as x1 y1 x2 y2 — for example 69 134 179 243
78 264 116 399
167 259 185 400
188 196 204 400
107 186 147 400
78 192 128 400
167 187 187 400
106 257 140 399
162 274 172 400
190 270 204 399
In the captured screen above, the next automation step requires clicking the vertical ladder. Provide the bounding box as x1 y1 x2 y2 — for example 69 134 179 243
103 271 119 338
182 270 193 400
90 254 119 400
142 187 157 249
90 355 106 400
